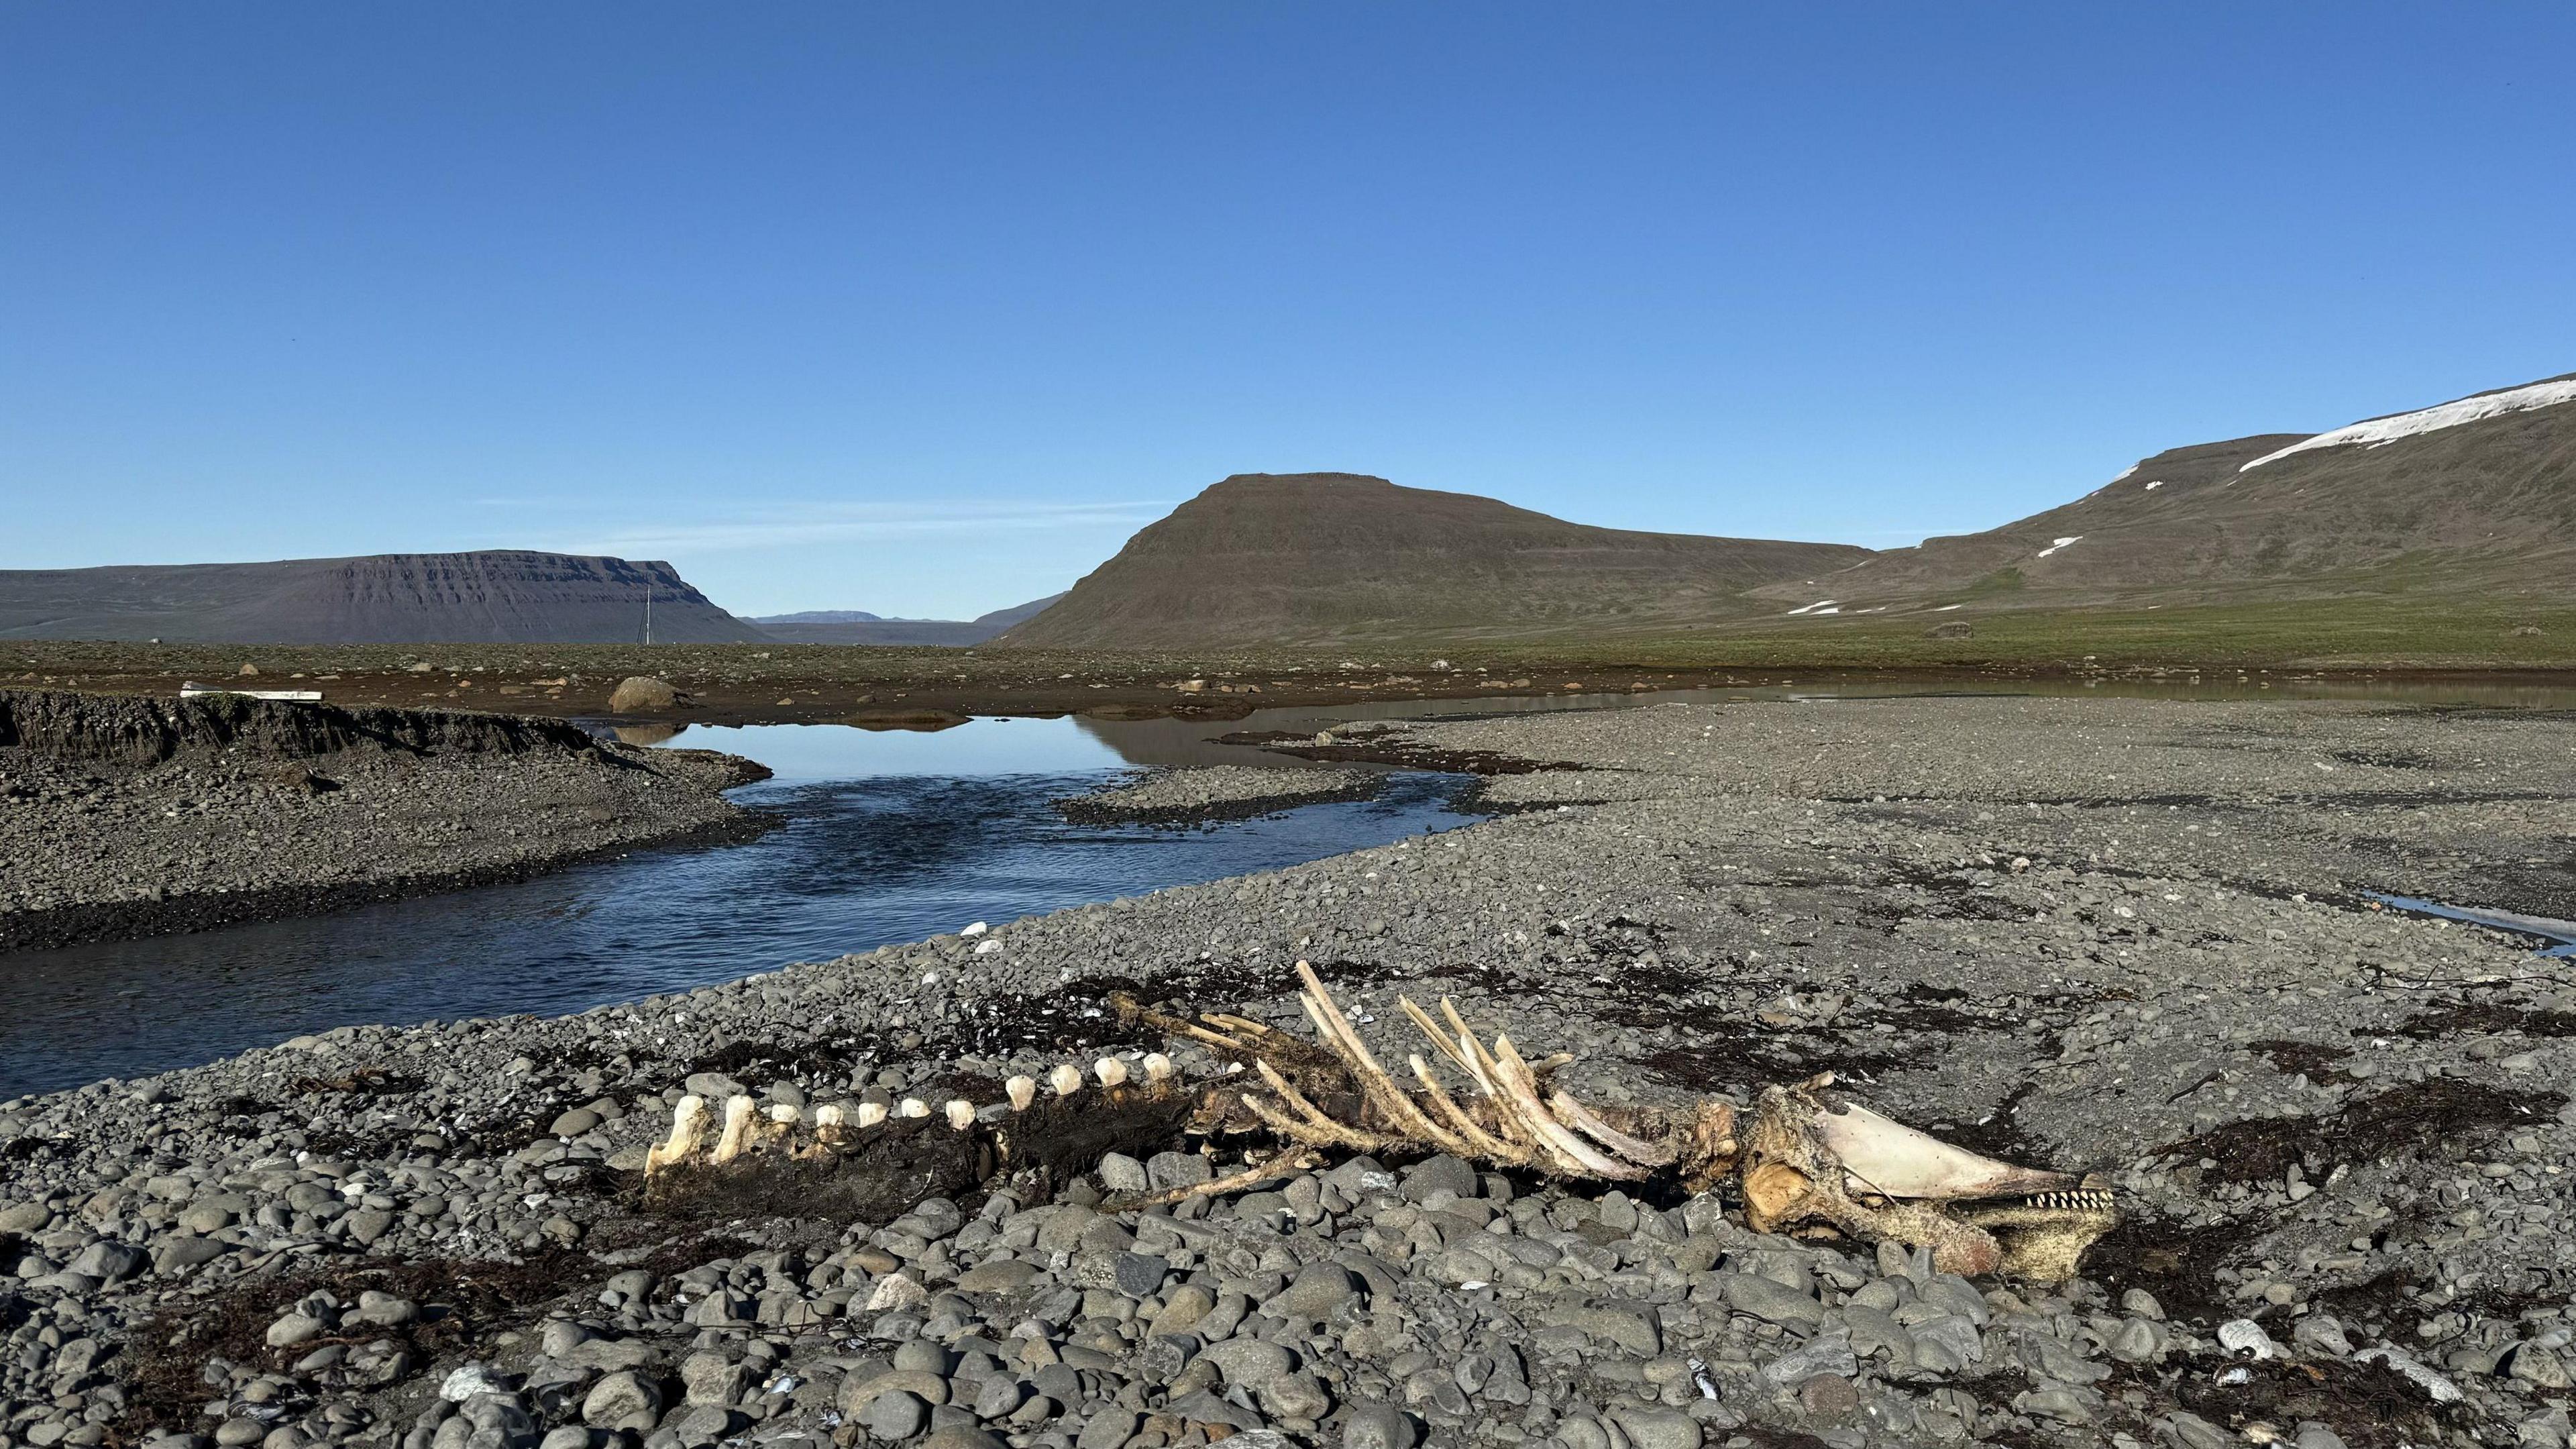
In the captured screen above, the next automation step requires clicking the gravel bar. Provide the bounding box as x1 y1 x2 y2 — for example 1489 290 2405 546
0 689 769 953
1055 767 1383 825
3 695 2573 1449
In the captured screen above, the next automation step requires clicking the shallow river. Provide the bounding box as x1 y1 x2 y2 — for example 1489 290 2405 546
9 675 2575 1099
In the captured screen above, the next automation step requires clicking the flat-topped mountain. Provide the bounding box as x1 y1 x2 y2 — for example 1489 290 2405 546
1762 372 2576 613
0 550 764 644
994 472 1872 648
751 594 1065 646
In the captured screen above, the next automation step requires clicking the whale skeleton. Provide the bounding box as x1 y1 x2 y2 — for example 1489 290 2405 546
644 961 2120 1279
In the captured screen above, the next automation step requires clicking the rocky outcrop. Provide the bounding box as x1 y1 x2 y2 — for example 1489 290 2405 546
0 550 765 644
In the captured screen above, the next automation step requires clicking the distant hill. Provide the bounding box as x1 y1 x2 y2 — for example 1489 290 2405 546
991 473 1873 649
1759 372 2576 615
752 609 885 625
0 551 765 644
751 594 1065 645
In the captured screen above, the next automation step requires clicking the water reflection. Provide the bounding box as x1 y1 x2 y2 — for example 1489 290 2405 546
0 716 1475 1097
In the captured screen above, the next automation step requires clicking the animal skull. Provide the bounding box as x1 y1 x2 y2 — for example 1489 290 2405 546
643 962 2119 1280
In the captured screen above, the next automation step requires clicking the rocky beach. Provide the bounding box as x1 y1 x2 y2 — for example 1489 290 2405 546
3 694 2573 1449
0 690 768 953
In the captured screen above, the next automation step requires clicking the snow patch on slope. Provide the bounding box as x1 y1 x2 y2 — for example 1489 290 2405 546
1785 600 1837 616
2240 378 2576 472
2036 536 2082 558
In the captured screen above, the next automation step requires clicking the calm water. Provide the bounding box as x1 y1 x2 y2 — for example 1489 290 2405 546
9 674 2574 1098
1 718 1480 1098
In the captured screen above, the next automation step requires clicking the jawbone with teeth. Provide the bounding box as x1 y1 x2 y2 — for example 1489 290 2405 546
643 962 2121 1281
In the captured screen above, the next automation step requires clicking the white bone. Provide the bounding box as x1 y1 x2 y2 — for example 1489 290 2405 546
1095 1057 1130 1089
1813 1097 2077 1200
767 1104 798 1124
816 1104 847 1128
945 1099 976 1130
855 1101 888 1129
646 1094 709 1175
1006 1075 1037 1111
1142 1053 1173 1085
898 1097 930 1119
710 1095 759 1165
1048 1064 1083 1098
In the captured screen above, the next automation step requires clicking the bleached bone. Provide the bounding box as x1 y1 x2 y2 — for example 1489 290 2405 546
1736 1077 2116 1278
710 1095 760 1166
644 1094 710 1177
643 965 2120 1281
1811 1091 2074 1200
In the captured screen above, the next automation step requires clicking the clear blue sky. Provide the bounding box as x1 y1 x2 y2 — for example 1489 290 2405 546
5 5 2571 619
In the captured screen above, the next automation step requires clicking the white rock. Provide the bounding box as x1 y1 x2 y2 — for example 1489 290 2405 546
441 1362 509 1401
2218 1319 2280 1359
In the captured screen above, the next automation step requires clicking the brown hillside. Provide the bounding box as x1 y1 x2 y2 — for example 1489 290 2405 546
0 551 764 645
1762 371 2576 614
994 473 1871 649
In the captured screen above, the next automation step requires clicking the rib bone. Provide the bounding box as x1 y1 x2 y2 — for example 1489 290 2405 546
640 964 2119 1281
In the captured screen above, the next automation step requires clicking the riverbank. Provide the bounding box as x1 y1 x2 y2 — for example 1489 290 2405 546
3 695 2572 1448
0 689 769 953
15 636 2576 730
1054 766 1382 825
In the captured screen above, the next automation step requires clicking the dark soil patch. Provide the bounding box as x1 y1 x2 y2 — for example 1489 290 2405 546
2392 999 2576 1039
2127 1356 2462 1449
2247 1037 2357 1083
1638 1023 1919 1093
1216 731 1585 776
113 1233 751 1443
1731 1428 1837 1449
2081 1211 2255 1324
2311 1268 2424 1339
642 1091 1203 1226
1883 865 2033 924
1928 1081 2049 1166
2330 748 2436 770
647 1121 991 1227
2157 1077 2565 1187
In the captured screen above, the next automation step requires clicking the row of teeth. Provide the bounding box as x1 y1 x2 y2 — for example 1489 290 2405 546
649 1053 1179 1172
2019 1188 2116 1210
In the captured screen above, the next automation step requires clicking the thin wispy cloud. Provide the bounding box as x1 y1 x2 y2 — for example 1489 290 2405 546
549 500 1175 557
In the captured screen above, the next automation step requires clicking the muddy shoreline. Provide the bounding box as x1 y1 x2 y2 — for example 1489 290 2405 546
4 695 2574 1448
0 689 770 953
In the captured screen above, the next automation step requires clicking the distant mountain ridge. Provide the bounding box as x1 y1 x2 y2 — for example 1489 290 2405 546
993 472 1872 649
1760 370 2576 614
751 594 1065 645
0 550 764 644
751 609 885 625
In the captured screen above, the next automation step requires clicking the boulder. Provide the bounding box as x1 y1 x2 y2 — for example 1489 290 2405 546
608 676 683 712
